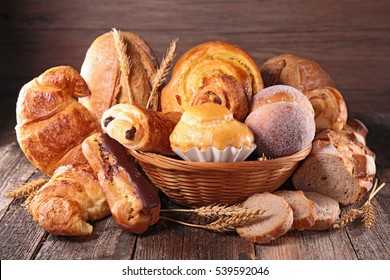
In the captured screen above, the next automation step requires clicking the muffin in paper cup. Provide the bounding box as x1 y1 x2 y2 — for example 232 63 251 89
169 103 256 162
173 144 256 162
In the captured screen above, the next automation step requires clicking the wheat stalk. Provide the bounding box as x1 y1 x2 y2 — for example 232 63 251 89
160 208 263 233
112 28 133 104
332 178 385 230
332 208 363 229
4 178 48 198
22 189 39 210
160 203 257 218
361 203 375 229
146 38 178 110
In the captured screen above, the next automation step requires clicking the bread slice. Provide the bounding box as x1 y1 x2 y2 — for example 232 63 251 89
236 192 293 244
274 190 316 231
292 119 376 205
303 191 340 230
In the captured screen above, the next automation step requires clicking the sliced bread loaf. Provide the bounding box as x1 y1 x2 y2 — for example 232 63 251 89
292 118 376 205
274 190 316 231
303 191 340 230
236 192 293 244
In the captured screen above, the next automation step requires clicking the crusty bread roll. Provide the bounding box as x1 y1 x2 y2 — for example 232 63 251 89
236 192 293 244
161 41 263 121
29 163 110 236
292 119 376 205
274 190 316 231
82 133 160 234
260 54 349 132
303 191 340 230
101 104 181 155
16 66 100 175
245 85 315 158
170 103 255 152
79 31 159 121
260 54 335 92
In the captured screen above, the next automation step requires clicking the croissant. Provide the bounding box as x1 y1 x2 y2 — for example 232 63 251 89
15 66 100 175
28 163 110 236
260 54 335 92
101 104 181 155
82 133 160 234
304 86 348 132
79 30 159 122
161 41 263 121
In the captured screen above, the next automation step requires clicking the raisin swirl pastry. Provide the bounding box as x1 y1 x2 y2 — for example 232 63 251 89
101 104 181 155
161 41 263 121
305 86 348 132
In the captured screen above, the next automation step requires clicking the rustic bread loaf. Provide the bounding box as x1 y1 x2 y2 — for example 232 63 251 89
274 190 316 231
79 30 159 121
236 192 293 244
292 119 376 205
303 191 340 230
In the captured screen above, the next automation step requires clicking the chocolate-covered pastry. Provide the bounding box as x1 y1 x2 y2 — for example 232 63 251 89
82 133 160 234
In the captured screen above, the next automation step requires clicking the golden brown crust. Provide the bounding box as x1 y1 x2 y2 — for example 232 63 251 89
82 133 161 234
304 86 348 132
101 104 181 155
15 66 100 175
79 31 159 122
260 54 335 92
28 163 110 236
161 41 263 121
170 103 254 152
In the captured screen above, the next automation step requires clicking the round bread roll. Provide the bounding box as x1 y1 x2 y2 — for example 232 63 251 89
250 85 314 116
260 54 335 92
245 101 315 158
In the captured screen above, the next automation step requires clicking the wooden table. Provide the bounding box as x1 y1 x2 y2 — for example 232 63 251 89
0 0 389 260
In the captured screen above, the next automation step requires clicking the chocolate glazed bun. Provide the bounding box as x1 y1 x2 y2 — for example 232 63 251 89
245 85 315 158
79 31 159 122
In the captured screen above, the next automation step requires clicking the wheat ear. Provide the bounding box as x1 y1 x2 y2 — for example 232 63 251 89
332 209 363 229
332 178 385 230
146 38 178 110
160 203 253 218
112 27 133 104
4 178 48 198
361 178 385 229
160 208 263 233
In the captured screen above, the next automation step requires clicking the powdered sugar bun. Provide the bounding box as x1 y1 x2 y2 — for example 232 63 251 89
250 85 314 116
245 102 315 158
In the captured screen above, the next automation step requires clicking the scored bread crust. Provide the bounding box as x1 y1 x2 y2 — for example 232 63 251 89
274 190 317 231
292 119 376 205
236 192 293 244
260 53 335 92
79 31 159 122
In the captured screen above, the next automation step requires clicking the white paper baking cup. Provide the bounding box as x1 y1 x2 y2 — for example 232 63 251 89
172 145 257 162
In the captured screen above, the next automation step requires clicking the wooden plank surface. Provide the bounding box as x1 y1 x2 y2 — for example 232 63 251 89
0 0 389 260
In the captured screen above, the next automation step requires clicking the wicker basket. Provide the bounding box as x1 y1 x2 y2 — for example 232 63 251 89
129 144 312 208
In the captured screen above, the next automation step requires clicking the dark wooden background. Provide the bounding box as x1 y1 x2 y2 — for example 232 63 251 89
0 0 389 260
